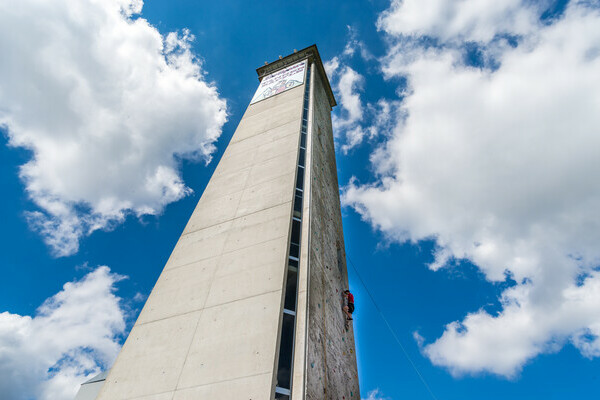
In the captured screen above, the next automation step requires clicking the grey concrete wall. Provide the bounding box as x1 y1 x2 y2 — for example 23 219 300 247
75 372 108 400
304 69 360 399
96 82 305 400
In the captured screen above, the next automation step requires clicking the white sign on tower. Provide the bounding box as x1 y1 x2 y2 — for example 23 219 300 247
250 60 307 104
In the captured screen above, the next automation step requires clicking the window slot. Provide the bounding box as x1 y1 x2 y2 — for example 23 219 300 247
275 313 295 389
295 167 304 191
298 148 305 167
284 269 298 311
289 243 299 259
293 194 302 219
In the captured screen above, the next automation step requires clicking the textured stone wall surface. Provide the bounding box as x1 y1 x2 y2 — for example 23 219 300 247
305 71 360 400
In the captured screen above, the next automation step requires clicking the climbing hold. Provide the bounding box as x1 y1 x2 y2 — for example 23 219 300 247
342 337 345 342
311 362 314 368
318 303 321 308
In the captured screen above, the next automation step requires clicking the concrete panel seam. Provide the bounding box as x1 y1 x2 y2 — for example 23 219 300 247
184 170 295 233
174 371 273 391
135 288 285 328
165 232 289 273
231 117 302 144
115 389 174 400
180 201 293 238
224 122 300 150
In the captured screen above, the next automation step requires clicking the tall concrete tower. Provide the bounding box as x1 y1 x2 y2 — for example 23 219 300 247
94 45 359 400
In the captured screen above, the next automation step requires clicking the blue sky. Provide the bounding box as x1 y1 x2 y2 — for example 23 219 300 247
1 0 600 399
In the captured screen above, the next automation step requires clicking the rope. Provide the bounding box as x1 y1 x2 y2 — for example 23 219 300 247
346 255 440 400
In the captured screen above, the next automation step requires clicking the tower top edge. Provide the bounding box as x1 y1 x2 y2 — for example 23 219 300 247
256 44 337 108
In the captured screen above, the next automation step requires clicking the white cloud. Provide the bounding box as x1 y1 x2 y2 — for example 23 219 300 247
425 274 600 377
363 388 389 400
378 0 542 43
343 25 375 61
337 98 401 154
333 66 365 130
324 56 341 80
328 63 369 154
327 38 401 154
345 0 600 376
342 125 367 153
0 0 227 256
0 266 127 400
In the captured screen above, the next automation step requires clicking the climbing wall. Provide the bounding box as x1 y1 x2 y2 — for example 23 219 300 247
305 70 360 399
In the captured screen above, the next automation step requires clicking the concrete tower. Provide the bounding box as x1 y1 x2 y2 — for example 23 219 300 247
93 45 359 400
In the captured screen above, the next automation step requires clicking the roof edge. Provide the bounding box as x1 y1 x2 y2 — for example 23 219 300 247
256 44 337 108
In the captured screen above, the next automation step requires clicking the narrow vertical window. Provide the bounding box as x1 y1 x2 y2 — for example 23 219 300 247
275 64 311 397
295 167 304 191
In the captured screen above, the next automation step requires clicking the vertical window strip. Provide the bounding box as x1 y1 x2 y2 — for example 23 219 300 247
275 64 311 397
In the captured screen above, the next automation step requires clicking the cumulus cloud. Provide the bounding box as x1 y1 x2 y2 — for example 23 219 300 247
343 25 375 61
0 266 127 400
345 0 600 376
328 59 369 153
324 57 341 79
363 388 389 400
0 0 227 256
327 30 401 154
333 66 365 131
378 0 541 42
